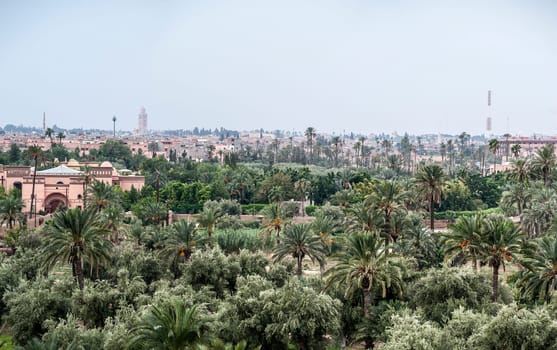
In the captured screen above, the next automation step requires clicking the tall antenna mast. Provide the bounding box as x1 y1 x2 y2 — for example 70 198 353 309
486 90 492 134
43 112 46 131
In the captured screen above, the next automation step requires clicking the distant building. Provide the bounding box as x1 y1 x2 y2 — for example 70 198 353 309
0 160 144 214
138 107 148 135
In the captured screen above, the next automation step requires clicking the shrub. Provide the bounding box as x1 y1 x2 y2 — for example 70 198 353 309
42 314 105 350
4 276 73 344
470 305 557 350
408 268 492 324
305 205 318 216
241 220 261 229
241 204 266 215
215 229 260 253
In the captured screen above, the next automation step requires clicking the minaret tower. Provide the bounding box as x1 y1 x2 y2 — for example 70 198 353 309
138 107 148 135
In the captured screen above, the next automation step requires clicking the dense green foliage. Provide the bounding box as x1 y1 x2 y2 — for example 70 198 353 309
4 132 557 349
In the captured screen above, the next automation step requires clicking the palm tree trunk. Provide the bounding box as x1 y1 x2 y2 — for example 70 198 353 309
429 192 435 231
363 287 371 318
472 253 478 272
30 158 37 220
297 254 303 278
73 253 85 290
491 261 499 302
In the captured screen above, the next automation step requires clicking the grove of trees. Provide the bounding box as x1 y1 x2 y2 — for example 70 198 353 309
1 131 557 349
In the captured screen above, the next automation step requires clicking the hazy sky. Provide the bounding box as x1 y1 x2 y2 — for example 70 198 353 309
1 0 556 135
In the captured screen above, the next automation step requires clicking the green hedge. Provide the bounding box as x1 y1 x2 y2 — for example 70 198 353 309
241 204 266 215
434 208 503 220
305 205 317 216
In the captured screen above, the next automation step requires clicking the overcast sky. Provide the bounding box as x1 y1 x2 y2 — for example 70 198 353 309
1 0 556 136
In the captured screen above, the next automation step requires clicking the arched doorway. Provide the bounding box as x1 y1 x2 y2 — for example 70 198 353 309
44 193 68 214
13 181 22 192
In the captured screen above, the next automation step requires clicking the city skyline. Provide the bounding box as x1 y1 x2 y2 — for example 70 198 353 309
1 1 556 135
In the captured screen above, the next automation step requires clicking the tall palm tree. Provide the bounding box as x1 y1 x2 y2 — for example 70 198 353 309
507 158 530 187
500 184 531 217
511 144 522 158
532 144 556 186
261 202 289 243
42 208 112 289
26 145 43 221
44 127 54 147
518 236 557 302
346 202 382 234
442 214 483 271
488 138 500 174
365 179 408 244
272 223 327 277
326 232 402 349
87 180 114 211
294 179 311 216
80 166 94 209
520 186 557 237
102 203 124 243
415 164 447 231
479 215 523 302
304 127 316 163
128 302 210 350
57 131 65 144
197 205 222 238
0 195 25 229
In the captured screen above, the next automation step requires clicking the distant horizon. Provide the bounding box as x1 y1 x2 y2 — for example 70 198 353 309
1 1 556 136
2 120 556 139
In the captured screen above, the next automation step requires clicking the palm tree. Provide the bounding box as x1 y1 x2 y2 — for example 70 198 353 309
532 144 555 186
272 223 327 277
511 144 522 158
518 236 557 302
42 208 112 289
128 218 149 246
80 166 94 209
304 127 316 163
26 145 43 221
507 158 530 187
141 200 168 226
44 127 54 147
162 220 199 263
500 184 531 217
197 205 222 238
365 179 408 244
261 202 289 243
346 202 382 234
0 195 25 229
442 214 483 271
331 136 342 167
415 164 447 231
57 132 65 144
102 203 124 243
294 179 311 216
128 302 210 350
479 215 523 302
520 186 557 237
87 180 114 211
488 138 499 174
326 232 402 349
